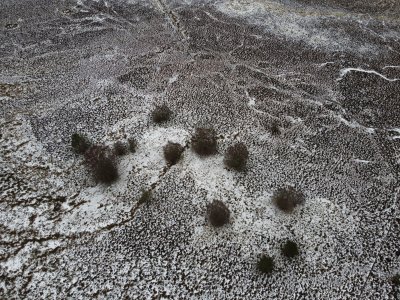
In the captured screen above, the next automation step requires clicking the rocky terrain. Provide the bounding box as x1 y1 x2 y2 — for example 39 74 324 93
1 0 399 299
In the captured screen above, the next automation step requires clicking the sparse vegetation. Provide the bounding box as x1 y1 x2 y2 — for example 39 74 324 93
84 145 118 183
151 104 172 123
138 189 152 205
207 200 230 227
282 240 299 258
114 141 128 156
128 138 137 153
224 142 249 171
269 120 281 135
163 141 184 165
257 255 274 274
272 186 305 213
191 127 217 156
392 274 400 286
71 133 90 154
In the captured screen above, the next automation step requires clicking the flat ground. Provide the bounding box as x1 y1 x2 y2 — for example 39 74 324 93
1 0 399 299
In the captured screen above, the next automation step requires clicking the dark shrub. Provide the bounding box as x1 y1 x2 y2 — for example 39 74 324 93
128 138 137 153
257 255 274 274
84 145 118 184
272 186 305 213
191 128 217 156
151 104 172 123
71 133 90 154
114 141 128 156
163 142 184 165
224 142 249 171
282 240 299 258
392 274 400 286
207 200 230 227
138 190 152 205
269 121 281 135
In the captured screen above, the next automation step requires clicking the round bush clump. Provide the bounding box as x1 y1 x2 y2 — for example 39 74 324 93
71 133 90 154
392 274 400 286
272 186 305 213
151 104 172 123
269 120 281 135
257 255 274 274
282 240 299 258
84 145 118 184
224 142 249 171
163 141 184 165
128 138 137 153
138 190 152 205
191 127 217 156
114 141 128 156
207 200 230 227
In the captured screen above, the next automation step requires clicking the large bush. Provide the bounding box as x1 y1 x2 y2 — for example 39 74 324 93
257 255 274 274
191 128 217 156
272 186 305 213
151 104 172 123
281 240 299 258
163 141 184 165
224 142 249 171
207 200 230 227
84 145 118 184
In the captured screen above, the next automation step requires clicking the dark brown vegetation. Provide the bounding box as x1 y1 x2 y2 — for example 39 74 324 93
114 141 128 156
71 133 91 154
138 189 152 205
128 138 137 153
272 186 305 213
224 142 249 171
269 120 281 135
392 274 400 286
191 128 217 156
281 240 299 258
163 141 184 165
257 255 274 274
84 145 118 183
151 104 172 123
207 200 230 227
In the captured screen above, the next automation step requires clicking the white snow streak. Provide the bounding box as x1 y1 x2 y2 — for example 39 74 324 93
336 67 399 82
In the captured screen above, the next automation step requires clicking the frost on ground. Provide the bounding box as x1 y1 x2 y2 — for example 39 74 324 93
1 0 400 299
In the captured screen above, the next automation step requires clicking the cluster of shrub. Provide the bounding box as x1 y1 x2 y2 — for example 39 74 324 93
72 103 305 274
206 187 304 274
71 132 137 183
71 104 251 183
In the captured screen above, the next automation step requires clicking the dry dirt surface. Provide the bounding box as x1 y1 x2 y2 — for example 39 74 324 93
1 0 399 299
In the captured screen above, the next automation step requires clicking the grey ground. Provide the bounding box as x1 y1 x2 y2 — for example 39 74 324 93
1 0 400 299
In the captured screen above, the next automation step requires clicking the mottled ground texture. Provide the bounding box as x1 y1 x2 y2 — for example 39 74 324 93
1 0 400 299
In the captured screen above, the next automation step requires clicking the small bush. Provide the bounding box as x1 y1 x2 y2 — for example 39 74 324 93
257 255 274 274
71 133 90 154
224 142 249 171
272 186 305 213
163 142 184 165
191 128 217 156
392 274 400 286
151 104 172 123
138 189 152 205
84 145 118 184
207 200 230 227
114 141 128 156
128 138 137 153
282 240 299 258
269 120 281 135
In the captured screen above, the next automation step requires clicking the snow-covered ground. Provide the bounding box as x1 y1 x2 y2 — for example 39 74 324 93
1 0 399 299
